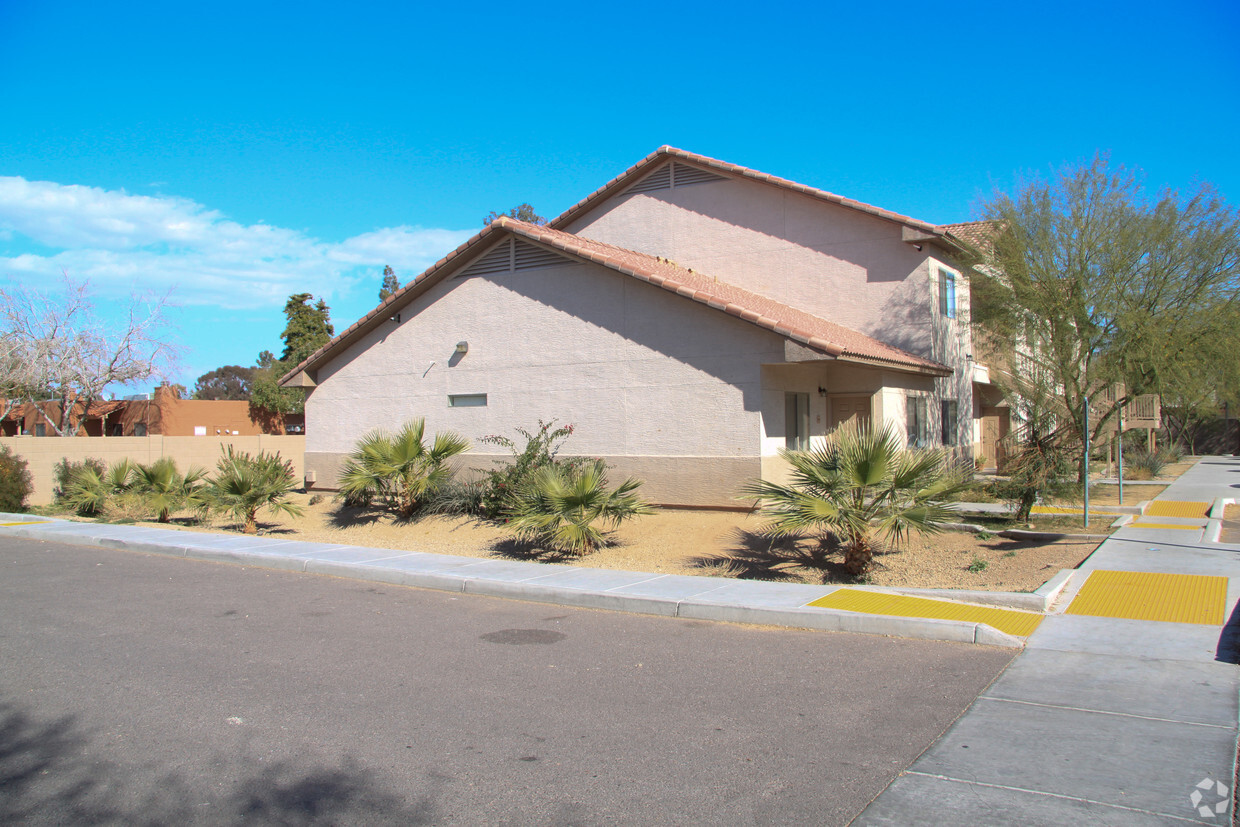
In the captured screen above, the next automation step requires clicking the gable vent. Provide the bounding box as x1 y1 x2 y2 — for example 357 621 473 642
456 238 574 279
626 164 672 194
671 162 728 187
513 239 566 270
625 161 727 195
456 239 513 278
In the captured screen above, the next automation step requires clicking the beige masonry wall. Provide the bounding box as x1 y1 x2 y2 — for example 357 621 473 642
2 435 305 506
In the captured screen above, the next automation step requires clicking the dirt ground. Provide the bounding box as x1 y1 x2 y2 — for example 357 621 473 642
111 494 1100 594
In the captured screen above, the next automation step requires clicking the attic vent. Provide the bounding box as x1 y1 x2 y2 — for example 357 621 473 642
457 239 513 278
670 162 728 187
626 164 672 194
625 161 727 195
456 238 573 279
513 239 566 271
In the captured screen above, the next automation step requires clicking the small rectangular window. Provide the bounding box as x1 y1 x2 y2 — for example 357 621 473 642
906 396 928 448
133 423 147 436
938 268 957 318
941 400 958 446
34 423 45 437
448 393 487 408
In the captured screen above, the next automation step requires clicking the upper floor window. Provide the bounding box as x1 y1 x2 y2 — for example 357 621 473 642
941 400 958 446
937 267 957 319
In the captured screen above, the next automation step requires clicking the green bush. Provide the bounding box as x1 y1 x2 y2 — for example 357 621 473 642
204 446 303 534
1124 447 1179 479
0 445 33 512
62 459 138 517
53 457 107 502
475 421 593 519
337 419 469 518
506 460 653 556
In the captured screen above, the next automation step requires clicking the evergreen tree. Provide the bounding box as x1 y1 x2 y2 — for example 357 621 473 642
379 265 400 302
484 203 546 226
250 295 334 416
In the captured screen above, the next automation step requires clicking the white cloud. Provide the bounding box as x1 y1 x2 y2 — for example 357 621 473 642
0 176 475 311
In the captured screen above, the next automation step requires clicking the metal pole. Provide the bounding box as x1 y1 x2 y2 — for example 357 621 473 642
1083 401 1090 529
1117 405 1124 505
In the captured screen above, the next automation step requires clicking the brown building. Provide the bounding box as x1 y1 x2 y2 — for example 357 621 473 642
1 386 303 437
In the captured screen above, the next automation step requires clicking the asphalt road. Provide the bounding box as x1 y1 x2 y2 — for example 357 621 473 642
0 537 1015 825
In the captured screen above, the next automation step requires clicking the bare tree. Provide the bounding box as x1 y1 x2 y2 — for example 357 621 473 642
0 276 178 436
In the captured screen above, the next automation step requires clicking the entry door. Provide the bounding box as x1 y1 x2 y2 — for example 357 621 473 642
830 396 872 431
980 406 1010 469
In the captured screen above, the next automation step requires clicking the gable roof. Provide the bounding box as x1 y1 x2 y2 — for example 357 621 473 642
279 218 950 387
549 147 966 253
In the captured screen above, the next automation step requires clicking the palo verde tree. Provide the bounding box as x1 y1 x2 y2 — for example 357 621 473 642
0 276 177 436
249 293 334 416
971 154 1240 478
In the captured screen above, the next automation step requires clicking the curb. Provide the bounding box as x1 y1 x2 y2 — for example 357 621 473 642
0 515 1024 648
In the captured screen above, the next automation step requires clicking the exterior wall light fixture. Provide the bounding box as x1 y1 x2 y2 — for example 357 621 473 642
455 341 469 354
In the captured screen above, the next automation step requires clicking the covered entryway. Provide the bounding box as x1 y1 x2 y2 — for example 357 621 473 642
830 396 872 431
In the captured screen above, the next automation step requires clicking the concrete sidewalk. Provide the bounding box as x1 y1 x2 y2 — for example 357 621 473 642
854 456 1240 825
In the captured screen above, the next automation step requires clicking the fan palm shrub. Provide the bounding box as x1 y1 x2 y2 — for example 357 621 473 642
63 458 138 517
506 460 654 556
132 457 208 522
742 423 969 577
205 446 303 534
337 419 470 518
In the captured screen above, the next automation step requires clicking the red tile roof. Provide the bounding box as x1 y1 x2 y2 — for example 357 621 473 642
279 219 949 386
549 146 956 242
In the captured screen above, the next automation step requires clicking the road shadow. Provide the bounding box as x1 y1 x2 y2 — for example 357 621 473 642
1217 601 1240 665
0 700 436 825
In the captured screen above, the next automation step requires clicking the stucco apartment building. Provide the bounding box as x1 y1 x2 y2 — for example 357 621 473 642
282 147 1002 506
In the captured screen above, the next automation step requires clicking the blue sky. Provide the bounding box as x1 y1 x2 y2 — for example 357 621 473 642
2 0 1237 391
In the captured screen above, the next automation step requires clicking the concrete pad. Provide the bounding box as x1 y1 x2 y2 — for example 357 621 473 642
295 546 431 565
1027 615 1227 662
1078 541 1240 577
854 772 1191 826
304 558 467 591
682 578 836 608
518 567 668 592
910 698 1237 818
450 558 577 583
984 649 1240 727
606 574 733 601
1113 525 1205 544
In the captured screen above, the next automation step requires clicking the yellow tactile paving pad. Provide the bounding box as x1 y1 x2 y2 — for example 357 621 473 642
807 589 1044 637
1065 570 1227 625
1128 522 1201 531
1144 500 1211 519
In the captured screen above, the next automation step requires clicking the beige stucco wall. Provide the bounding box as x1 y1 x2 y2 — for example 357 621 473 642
567 174 975 455
566 176 940 358
305 256 788 505
2 435 305 506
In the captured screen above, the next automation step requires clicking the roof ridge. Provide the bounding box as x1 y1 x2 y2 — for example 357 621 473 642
548 147 950 238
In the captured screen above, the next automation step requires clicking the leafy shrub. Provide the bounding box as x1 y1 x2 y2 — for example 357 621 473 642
0 445 33 512
424 479 484 516
131 458 208 523
308 493 324 506
205 446 304 534
1124 447 1179 479
967 556 989 573
337 419 469 518
505 461 653 556
53 457 106 502
475 421 593 519
63 459 138 517
743 423 970 577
